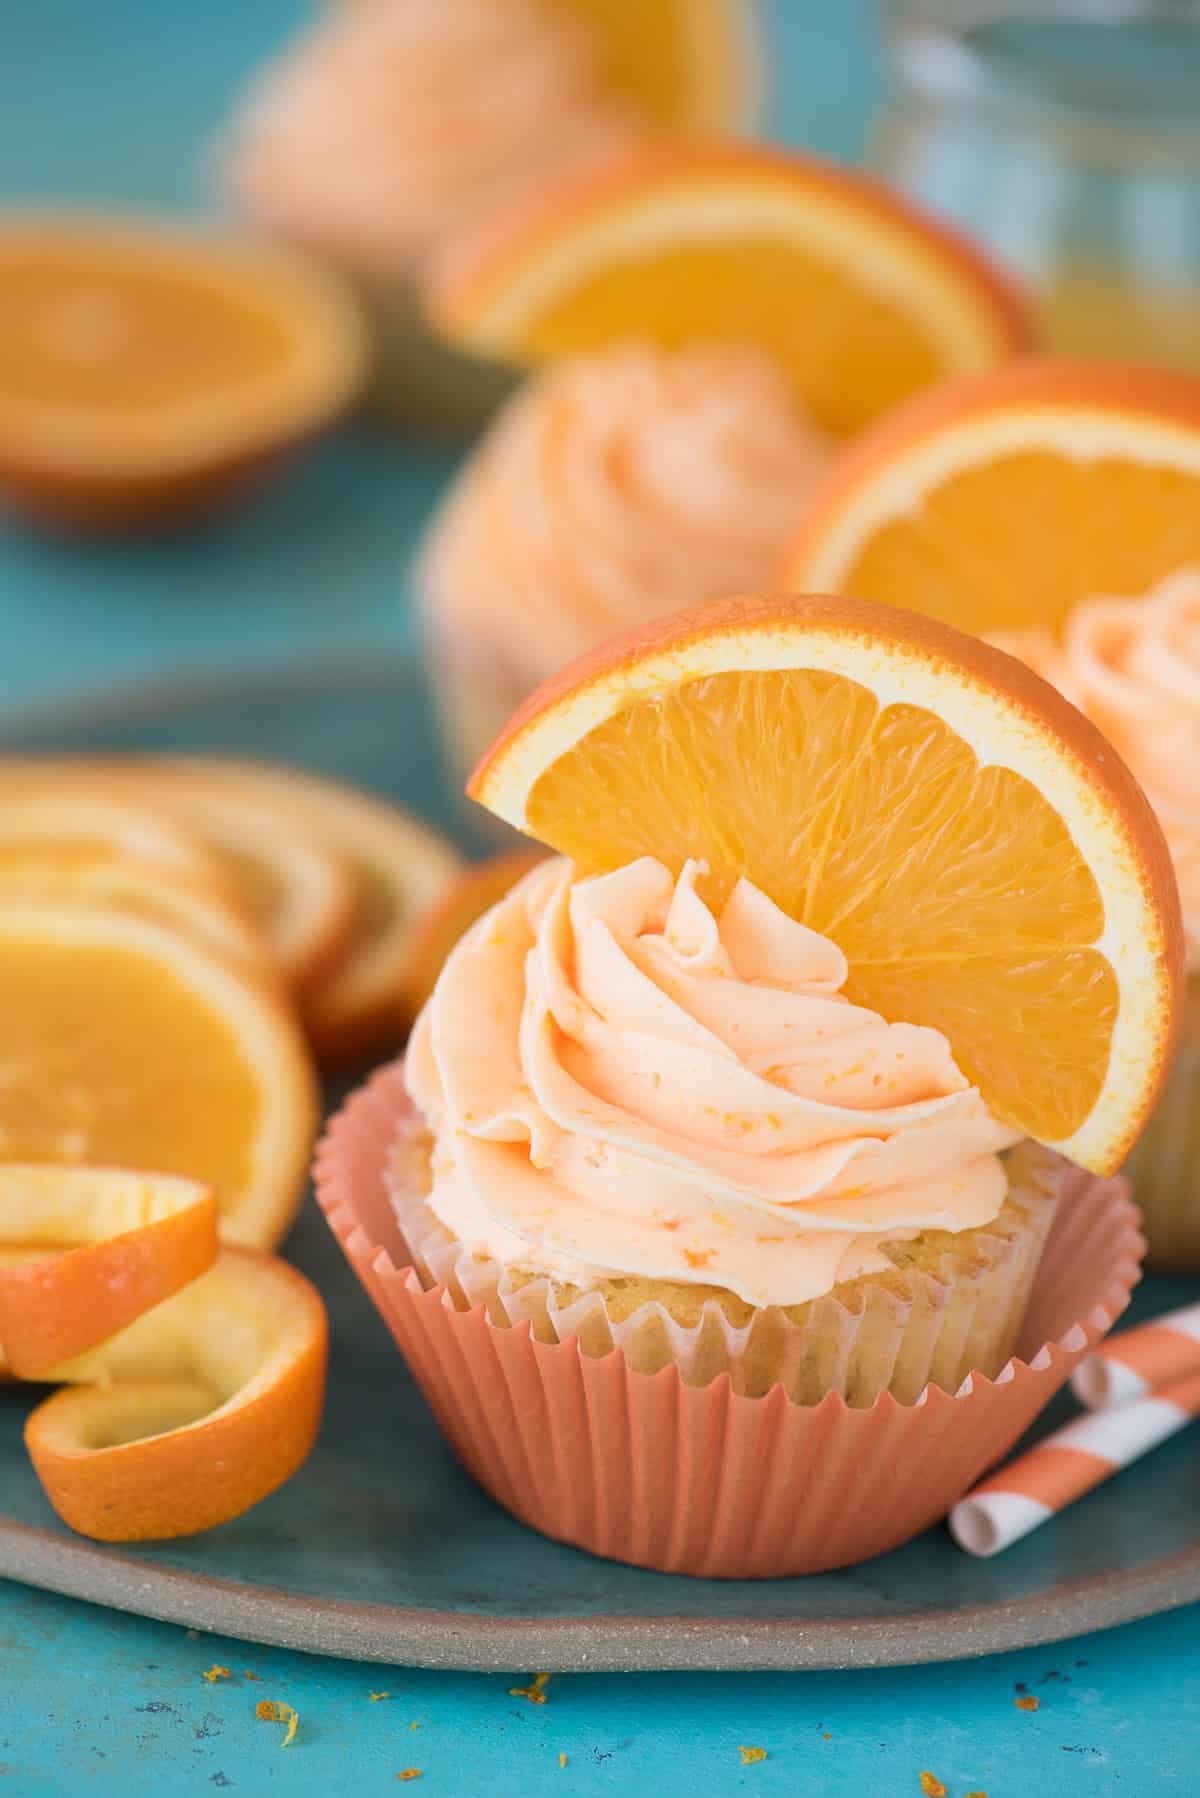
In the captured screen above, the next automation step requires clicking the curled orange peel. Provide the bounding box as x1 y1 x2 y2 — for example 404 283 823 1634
24 1245 327 1542
0 1166 218 1378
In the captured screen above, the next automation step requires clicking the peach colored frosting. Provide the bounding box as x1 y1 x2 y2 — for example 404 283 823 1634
419 341 830 687
224 0 633 275
992 569 1200 968
404 857 1019 1309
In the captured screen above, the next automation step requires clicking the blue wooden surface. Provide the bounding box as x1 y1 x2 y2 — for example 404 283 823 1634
1 2 1196 1790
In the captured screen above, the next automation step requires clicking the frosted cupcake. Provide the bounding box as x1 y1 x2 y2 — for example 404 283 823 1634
994 568 1200 1266
319 593 1169 1574
417 340 829 793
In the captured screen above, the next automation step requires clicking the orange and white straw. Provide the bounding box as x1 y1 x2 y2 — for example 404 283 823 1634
949 1367 1200 1557
1070 1301 1200 1409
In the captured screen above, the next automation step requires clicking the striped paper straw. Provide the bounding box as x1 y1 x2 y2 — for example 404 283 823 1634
1071 1302 1200 1408
949 1367 1200 1556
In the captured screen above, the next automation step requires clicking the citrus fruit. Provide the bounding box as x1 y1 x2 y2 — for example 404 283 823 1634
398 845 548 1020
550 0 762 131
0 211 367 530
0 786 218 880
470 592 1182 1173
0 902 318 1248
0 1166 217 1377
781 359 1200 628
428 141 1036 438
24 1245 326 1541
0 851 268 969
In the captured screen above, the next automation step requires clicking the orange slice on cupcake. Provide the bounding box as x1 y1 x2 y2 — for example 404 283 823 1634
0 901 318 1248
780 360 1200 627
429 140 1036 437
551 0 763 130
470 592 1182 1173
0 212 367 530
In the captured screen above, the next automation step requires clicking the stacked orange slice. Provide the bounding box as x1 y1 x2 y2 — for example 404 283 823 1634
470 592 1182 1173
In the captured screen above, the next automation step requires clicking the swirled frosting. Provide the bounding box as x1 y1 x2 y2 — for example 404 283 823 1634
224 0 633 275
418 341 830 686
992 569 1200 968
404 857 1019 1308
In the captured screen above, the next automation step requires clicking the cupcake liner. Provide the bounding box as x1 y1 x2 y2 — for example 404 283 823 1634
1125 972 1200 1270
314 1062 1144 1579
386 1119 1058 1409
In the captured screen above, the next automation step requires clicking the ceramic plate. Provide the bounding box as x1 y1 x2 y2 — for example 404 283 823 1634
2 658 1198 1672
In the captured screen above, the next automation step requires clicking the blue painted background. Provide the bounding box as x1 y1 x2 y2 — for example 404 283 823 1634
1 3 1196 1791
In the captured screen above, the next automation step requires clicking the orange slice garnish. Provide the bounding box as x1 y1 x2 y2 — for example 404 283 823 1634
470 592 1183 1173
0 1166 217 1377
0 212 367 530
780 359 1200 629
398 846 548 1022
428 140 1036 438
550 0 763 130
24 1245 326 1541
0 901 318 1248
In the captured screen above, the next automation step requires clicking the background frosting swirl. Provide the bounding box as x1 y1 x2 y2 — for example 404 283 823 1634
418 341 829 687
405 857 1018 1308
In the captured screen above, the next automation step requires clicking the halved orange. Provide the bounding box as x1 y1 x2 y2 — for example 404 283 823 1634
470 592 1183 1173
428 141 1036 438
146 758 463 1064
0 1166 217 1377
549 0 763 131
0 901 318 1248
398 845 548 1021
25 1245 326 1541
0 212 367 530
781 359 1200 629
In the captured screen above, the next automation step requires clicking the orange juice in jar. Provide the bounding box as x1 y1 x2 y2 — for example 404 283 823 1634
874 3 1200 373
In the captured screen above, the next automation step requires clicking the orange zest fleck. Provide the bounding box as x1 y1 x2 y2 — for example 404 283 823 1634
202 1665 231 1684
369 1691 391 1702
256 1699 299 1747
967 1790 989 1797
1015 1693 1039 1712
739 1746 767 1765
410 1721 420 1731
397 1773 422 1784
244 1670 262 1682
683 1248 715 1269
919 1776 947 1798
510 1671 552 1704
559 1753 568 1768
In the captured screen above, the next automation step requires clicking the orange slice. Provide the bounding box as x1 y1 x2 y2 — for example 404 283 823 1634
0 786 220 882
470 592 1183 1173
0 851 269 968
24 1246 326 1541
550 0 762 131
780 359 1200 630
398 846 548 1020
0 1166 217 1377
0 901 318 1248
149 758 464 1064
428 141 1036 438
0 212 367 531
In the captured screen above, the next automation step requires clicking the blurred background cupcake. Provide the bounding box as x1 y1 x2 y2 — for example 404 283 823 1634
220 0 764 432
412 136 1035 804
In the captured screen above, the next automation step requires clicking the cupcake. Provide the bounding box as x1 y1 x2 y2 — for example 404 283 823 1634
220 0 762 431
318 593 1169 1575
993 568 1200 1266
417 340 829 796
414 137 1035 798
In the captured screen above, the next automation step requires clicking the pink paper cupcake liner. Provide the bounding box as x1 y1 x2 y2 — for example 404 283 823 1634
314 1061 1144 1579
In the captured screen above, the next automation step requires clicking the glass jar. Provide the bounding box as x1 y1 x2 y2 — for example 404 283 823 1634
874 3 1200 371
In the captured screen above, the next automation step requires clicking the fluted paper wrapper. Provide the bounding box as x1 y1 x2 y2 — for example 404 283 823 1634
315 1062 1144 1579
1125 972 1200 1270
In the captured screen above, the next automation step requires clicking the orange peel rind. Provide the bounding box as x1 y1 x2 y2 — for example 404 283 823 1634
25 1245 327 1541
0 1165 218 1377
